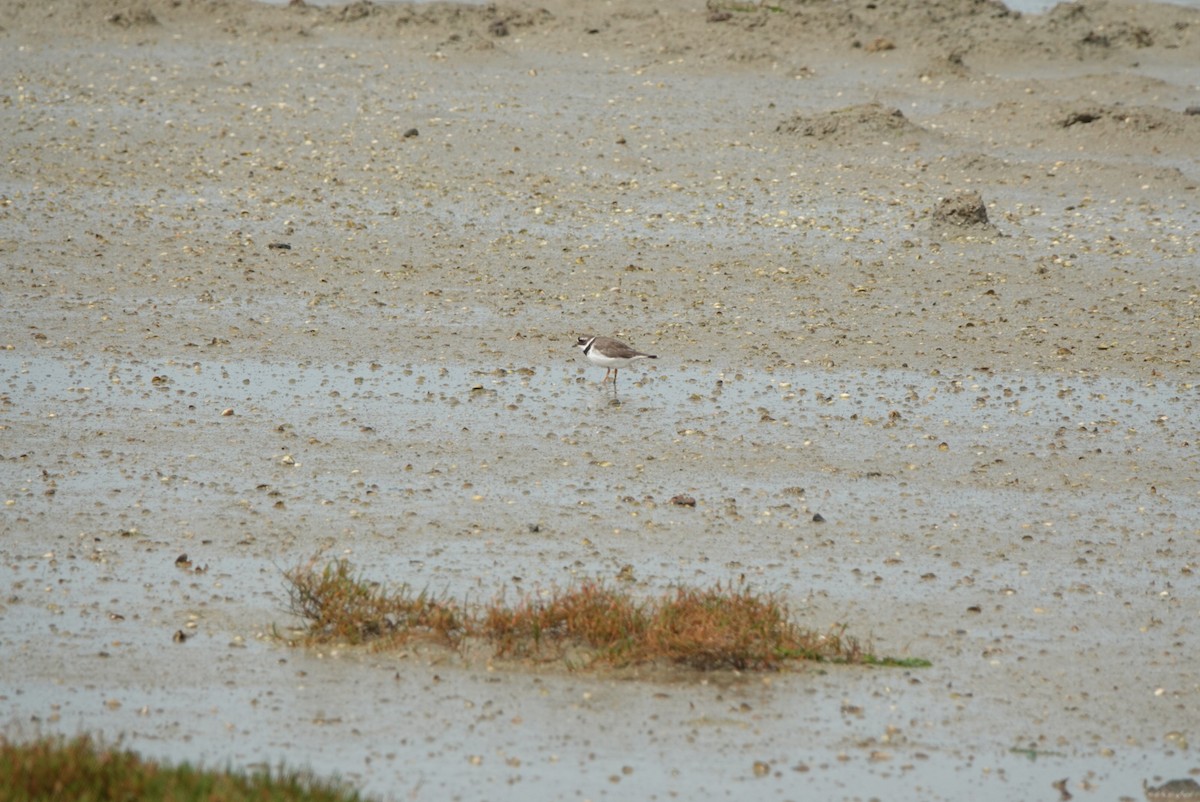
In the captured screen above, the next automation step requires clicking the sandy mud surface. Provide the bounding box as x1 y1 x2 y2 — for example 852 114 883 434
2 0 1198 798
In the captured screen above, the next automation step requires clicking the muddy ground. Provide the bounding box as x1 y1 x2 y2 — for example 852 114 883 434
1 0 1198 799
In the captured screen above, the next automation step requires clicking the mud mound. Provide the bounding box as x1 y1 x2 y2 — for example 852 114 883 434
0 0 554 42
775 103 928 145
722 0 1198 65
6 0 1194 65
315 1 553 34
1058 104 1200 135
105 6 158 28
918 50 972 80
932 190 989 227
1035 0 1176 56
928 190 1001 240
918 0 1196 62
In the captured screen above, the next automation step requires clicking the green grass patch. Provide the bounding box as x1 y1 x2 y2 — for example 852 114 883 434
0 734 369 802
283 559 929 671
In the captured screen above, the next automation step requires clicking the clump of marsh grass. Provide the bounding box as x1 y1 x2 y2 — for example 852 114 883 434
644 583 828 670
284 558 463 648
283 559 929 671
482 581 875 670
481 580 646 664
0 734 369 802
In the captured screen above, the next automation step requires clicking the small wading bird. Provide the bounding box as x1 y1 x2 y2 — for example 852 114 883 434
574 335 657 387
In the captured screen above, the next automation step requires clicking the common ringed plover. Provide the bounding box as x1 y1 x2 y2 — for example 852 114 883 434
574 335 657 386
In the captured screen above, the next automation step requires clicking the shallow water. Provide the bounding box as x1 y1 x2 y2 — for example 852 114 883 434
4 542 1195 802
7 352 1196 554
3 351 1197 800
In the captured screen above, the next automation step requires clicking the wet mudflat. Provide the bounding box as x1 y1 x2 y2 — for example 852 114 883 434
4 351 1196 799
2 0 1199 798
